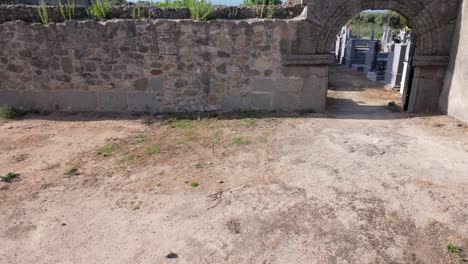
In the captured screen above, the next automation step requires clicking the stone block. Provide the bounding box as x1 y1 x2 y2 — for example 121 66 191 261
134 78 149 91
21 91 56 110
301 76 327 112
0 90 21 107
245 92 273 110
253 77 303 94
150 77 164 92
220 95 246 111
367 72 385 82
303 76 327 95
272 93 301 110
20 90 99 111
275 78 303 93
127 92 160 112
54 91 99 111
252 78 275 92
98 92 128 111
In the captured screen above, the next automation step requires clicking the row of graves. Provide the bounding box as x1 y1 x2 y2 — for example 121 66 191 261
335 25 413 95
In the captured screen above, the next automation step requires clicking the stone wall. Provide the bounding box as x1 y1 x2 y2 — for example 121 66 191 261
0 19 328 113
0 1 462 115
440 0 468 123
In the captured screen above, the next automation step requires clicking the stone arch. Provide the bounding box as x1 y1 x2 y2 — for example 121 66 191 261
285 0 460 113
303 0 459 55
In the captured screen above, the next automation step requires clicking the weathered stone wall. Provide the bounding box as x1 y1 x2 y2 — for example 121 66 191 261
0 19 328 113
440 0 468 122
0 1 461 115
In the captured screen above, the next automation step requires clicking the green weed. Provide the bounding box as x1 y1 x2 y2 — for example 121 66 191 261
266 4 275 19
97 143 118 156
38 1 52 24
242 118 256 128
146 145 161 155
59 0 76 20
447 243 464 261
0 172 19 183
132 2 152 19
190 181 199 187
227 6 238 19
88 0 111 20
118 154 135 166
188 0 214 21
154 0 191 8
0 105 16 119
134 133 146 143
170 119 194 130
257 134 268 143
232 136 250 145
64 167 79 176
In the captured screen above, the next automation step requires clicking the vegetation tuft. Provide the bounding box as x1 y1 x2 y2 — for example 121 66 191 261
89 0 111 20
188 0 214 21
59 0 76 20
232 136 250 145
242 118 256 128
447 243 464 261
134 133 146 143
154 0 191 8
64 167 79 176
242 0 281 5
97 143 119 156
146 145 161 155
0 105 16 119
38 1 52 24
154 0 214 21
1 172 20 183
170 119 194 130
132 2 152 19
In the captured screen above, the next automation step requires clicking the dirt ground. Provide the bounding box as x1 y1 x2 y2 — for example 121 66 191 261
1 66 467 264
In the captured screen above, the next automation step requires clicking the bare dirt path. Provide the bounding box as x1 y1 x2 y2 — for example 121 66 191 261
0 66 467 264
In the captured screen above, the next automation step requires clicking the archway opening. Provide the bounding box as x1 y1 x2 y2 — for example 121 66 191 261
328 10 415 116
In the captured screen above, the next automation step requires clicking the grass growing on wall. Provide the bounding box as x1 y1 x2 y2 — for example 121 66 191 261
59 0 76 20
37 1 52 24
154 0 214 21
188 0 214 21
242 0 281 5
154 0 192 8
132 2 152 19
89 0 111 20
242 0 279 19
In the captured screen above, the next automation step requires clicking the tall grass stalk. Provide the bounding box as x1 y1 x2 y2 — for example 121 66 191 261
188 0 214 21
154 0 191 8
89 0 111 20
59 0 76 20
38 1 52 24
132 3 152 19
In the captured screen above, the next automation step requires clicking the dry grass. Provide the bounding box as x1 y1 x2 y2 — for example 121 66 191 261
71 117 282 177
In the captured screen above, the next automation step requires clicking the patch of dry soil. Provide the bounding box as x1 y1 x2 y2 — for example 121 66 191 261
0 67 467 264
